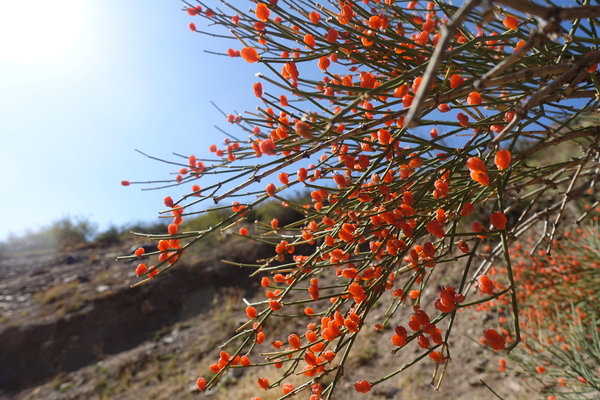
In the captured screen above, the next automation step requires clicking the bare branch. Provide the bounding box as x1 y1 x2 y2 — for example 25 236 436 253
405 0 482 128
490 50 600 147
495 0 600 21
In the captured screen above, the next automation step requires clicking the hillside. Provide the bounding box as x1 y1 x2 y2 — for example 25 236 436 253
0 236 537 400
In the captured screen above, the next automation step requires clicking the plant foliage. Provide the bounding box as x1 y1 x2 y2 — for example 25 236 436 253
120 0 600 398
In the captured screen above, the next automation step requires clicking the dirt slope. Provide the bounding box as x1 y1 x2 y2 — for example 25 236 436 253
0 238 537 400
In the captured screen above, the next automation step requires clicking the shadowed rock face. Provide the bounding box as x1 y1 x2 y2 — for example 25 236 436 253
0 238 272 393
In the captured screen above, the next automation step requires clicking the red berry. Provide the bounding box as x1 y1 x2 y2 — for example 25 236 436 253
354 380 372 393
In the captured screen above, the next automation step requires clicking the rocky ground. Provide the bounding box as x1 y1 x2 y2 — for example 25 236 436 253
0 236 539 400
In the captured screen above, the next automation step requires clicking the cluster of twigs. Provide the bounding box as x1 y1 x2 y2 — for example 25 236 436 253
498 226 600 399
119 0 600 398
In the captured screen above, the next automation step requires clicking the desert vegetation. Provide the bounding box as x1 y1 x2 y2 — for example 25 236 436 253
117 0 600 399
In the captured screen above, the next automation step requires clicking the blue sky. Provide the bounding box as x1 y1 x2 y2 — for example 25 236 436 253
2 0 588 242
0 0 263 240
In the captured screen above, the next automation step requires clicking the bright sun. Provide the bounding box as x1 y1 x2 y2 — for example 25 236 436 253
0 1 84 64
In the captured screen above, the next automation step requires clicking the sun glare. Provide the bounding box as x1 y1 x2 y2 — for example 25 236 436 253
0 1 84 64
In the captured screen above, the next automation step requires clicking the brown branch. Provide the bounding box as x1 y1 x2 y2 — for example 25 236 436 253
544 90 598 103
475 32 544 86
405 0 482 128
495 0 600 22
211 61 589 204
514 126 600 161
490 50 600 146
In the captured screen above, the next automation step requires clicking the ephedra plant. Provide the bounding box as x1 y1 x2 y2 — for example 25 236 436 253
494 227 600 399
120 0 600 398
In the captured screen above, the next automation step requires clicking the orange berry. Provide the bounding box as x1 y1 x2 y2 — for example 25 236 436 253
503 15 519 30
490 211 507 230
449 74 464 88
172 205 184 216
246 306 258 319
277 173 289 186
255 3 270 21
257 377 270 390
253 82 263 97
288 333 301 349
391 334 406 347
269 300 282 310
426 220 445 239
494 150 511 170
241 47 260 63
297 167 308 182
414 31 429 46
393 83 409 98
429 351 445 363
282 383 295 395
354 380 372 393
422 19 435 33
240 355 251 366
437 103 451 113
484 329 506 350
467 91 482 105
295 120 313 139
259 138 276 155
417 334 430 349
325 28 339 43
536 365 546 374
196 377 206 391
191 185 201 196
457 112 469 126
498 358 507 372
318 56 330 70
266 183 277 197
187 6 201 16
377 129 392 145
457 240 470 253
470 170 490 186
322 350 336 362
412 77 423 93
514 39 526 52
304 33 316 48
135 263 147 275
157 239 170 252
477 275 494 294
460 202 475 216
309 11 321 24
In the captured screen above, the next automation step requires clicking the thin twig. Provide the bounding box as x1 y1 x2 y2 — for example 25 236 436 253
475 32 544 86
490 50 600 146
495 0 600 21
405 0 482 128
211 62 581 203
